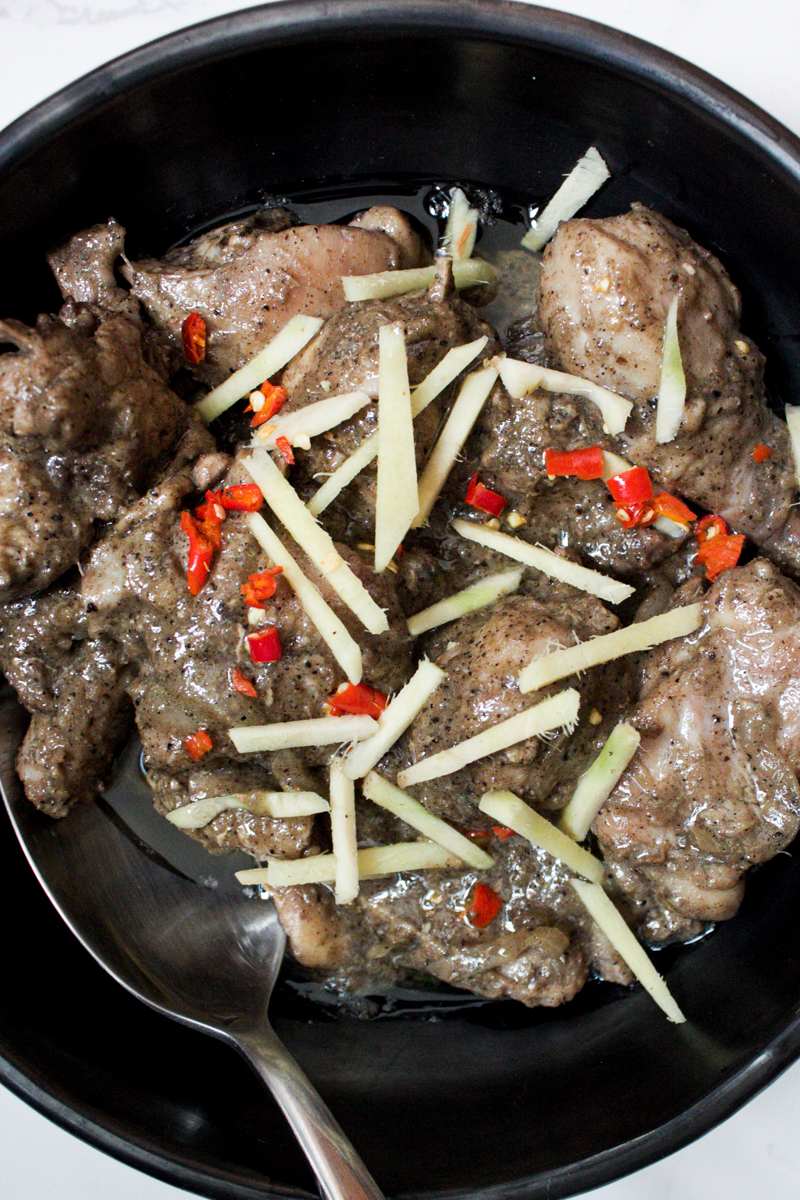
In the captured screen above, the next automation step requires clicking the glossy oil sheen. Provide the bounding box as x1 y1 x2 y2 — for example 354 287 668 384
2 3 800 1198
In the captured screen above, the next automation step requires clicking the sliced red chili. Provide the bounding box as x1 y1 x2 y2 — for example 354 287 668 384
184 729 213 761
249 382 288 427
491 826 516 841
695 533 745 581
193 490 225 549
615 500 656 530
465 474 507 517
219 484 264 512
652 493 697 525
326 682 389 720
241 566 284 608
181 312 207 364
275 435 295 465
180 510 214 595
194 491 225 523
230 667 258 698
696 514 729 545
247 626 282 663
606 466 653 505
466 882 503 928
752 443 773 463
544 446 604 480
465 829 492 843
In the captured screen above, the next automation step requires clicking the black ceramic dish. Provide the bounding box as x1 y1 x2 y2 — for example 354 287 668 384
3 2 800 1197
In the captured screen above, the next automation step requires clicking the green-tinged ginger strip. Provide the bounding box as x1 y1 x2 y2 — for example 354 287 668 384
452 518 634 606
342 258 496 303
412 365 498 527
558 723 641 842
254 390 371 450
478 790 604 883
363 771 493 870
166 791 330 831
441 187 480 260
229 714 377 754
329 760 359 904
375 324 419 572
571 879 686 1023
244 448 389 635
397 688 580 788
307 336 488 517
245 512 363 683
406 568 524 637
235 841 463 888
655 296 686 444
518 603 703 694
196 314 323 424
497 355 632 436
342 660 446 781
521 146 610 253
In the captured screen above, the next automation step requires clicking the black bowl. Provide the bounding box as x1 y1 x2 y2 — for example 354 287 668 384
3 3 800 1197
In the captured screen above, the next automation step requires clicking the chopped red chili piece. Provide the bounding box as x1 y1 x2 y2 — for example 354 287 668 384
325 682 389 719
193 490 226 550
275 435 295 465
696 514 729 544
752 443 773 463
696 533 745 581
230 667 258 698
249 382 288 426
247 626 282 663
465 474 507 517
491 825 516 841
652 493 697 525
219 484 264 512
194 490 227 524
181 312 207 364
184 729 213 761
180 511 215 595
241 566 284 608
465 829 492 843
466 882 503 928
615 500 656 530
544 446 604 480
606 466 653 505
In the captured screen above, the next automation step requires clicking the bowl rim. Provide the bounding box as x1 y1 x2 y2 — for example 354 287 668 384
3 2 800 1197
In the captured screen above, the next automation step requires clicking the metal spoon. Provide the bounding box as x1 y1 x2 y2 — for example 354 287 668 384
0 696 384 1200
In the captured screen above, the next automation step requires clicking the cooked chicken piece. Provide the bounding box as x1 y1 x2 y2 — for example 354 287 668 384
281 259 497 536
0 573 134 818
538 205 800 574
83 458 411 750
595 558 800 942
16 636 133 818
61 450 408 849
397 581 635 828
0 430 220 816
0 304 194 602
271 836 632 1006
148 761 316 861
122 206 430 381
473 381 678 578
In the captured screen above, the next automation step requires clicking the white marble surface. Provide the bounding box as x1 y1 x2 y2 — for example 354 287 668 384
2 0 800 1196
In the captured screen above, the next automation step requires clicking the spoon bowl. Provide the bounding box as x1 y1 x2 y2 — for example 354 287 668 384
0 688 383 1200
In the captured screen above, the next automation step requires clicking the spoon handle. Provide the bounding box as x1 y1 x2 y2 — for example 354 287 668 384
235 1025 386 1200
